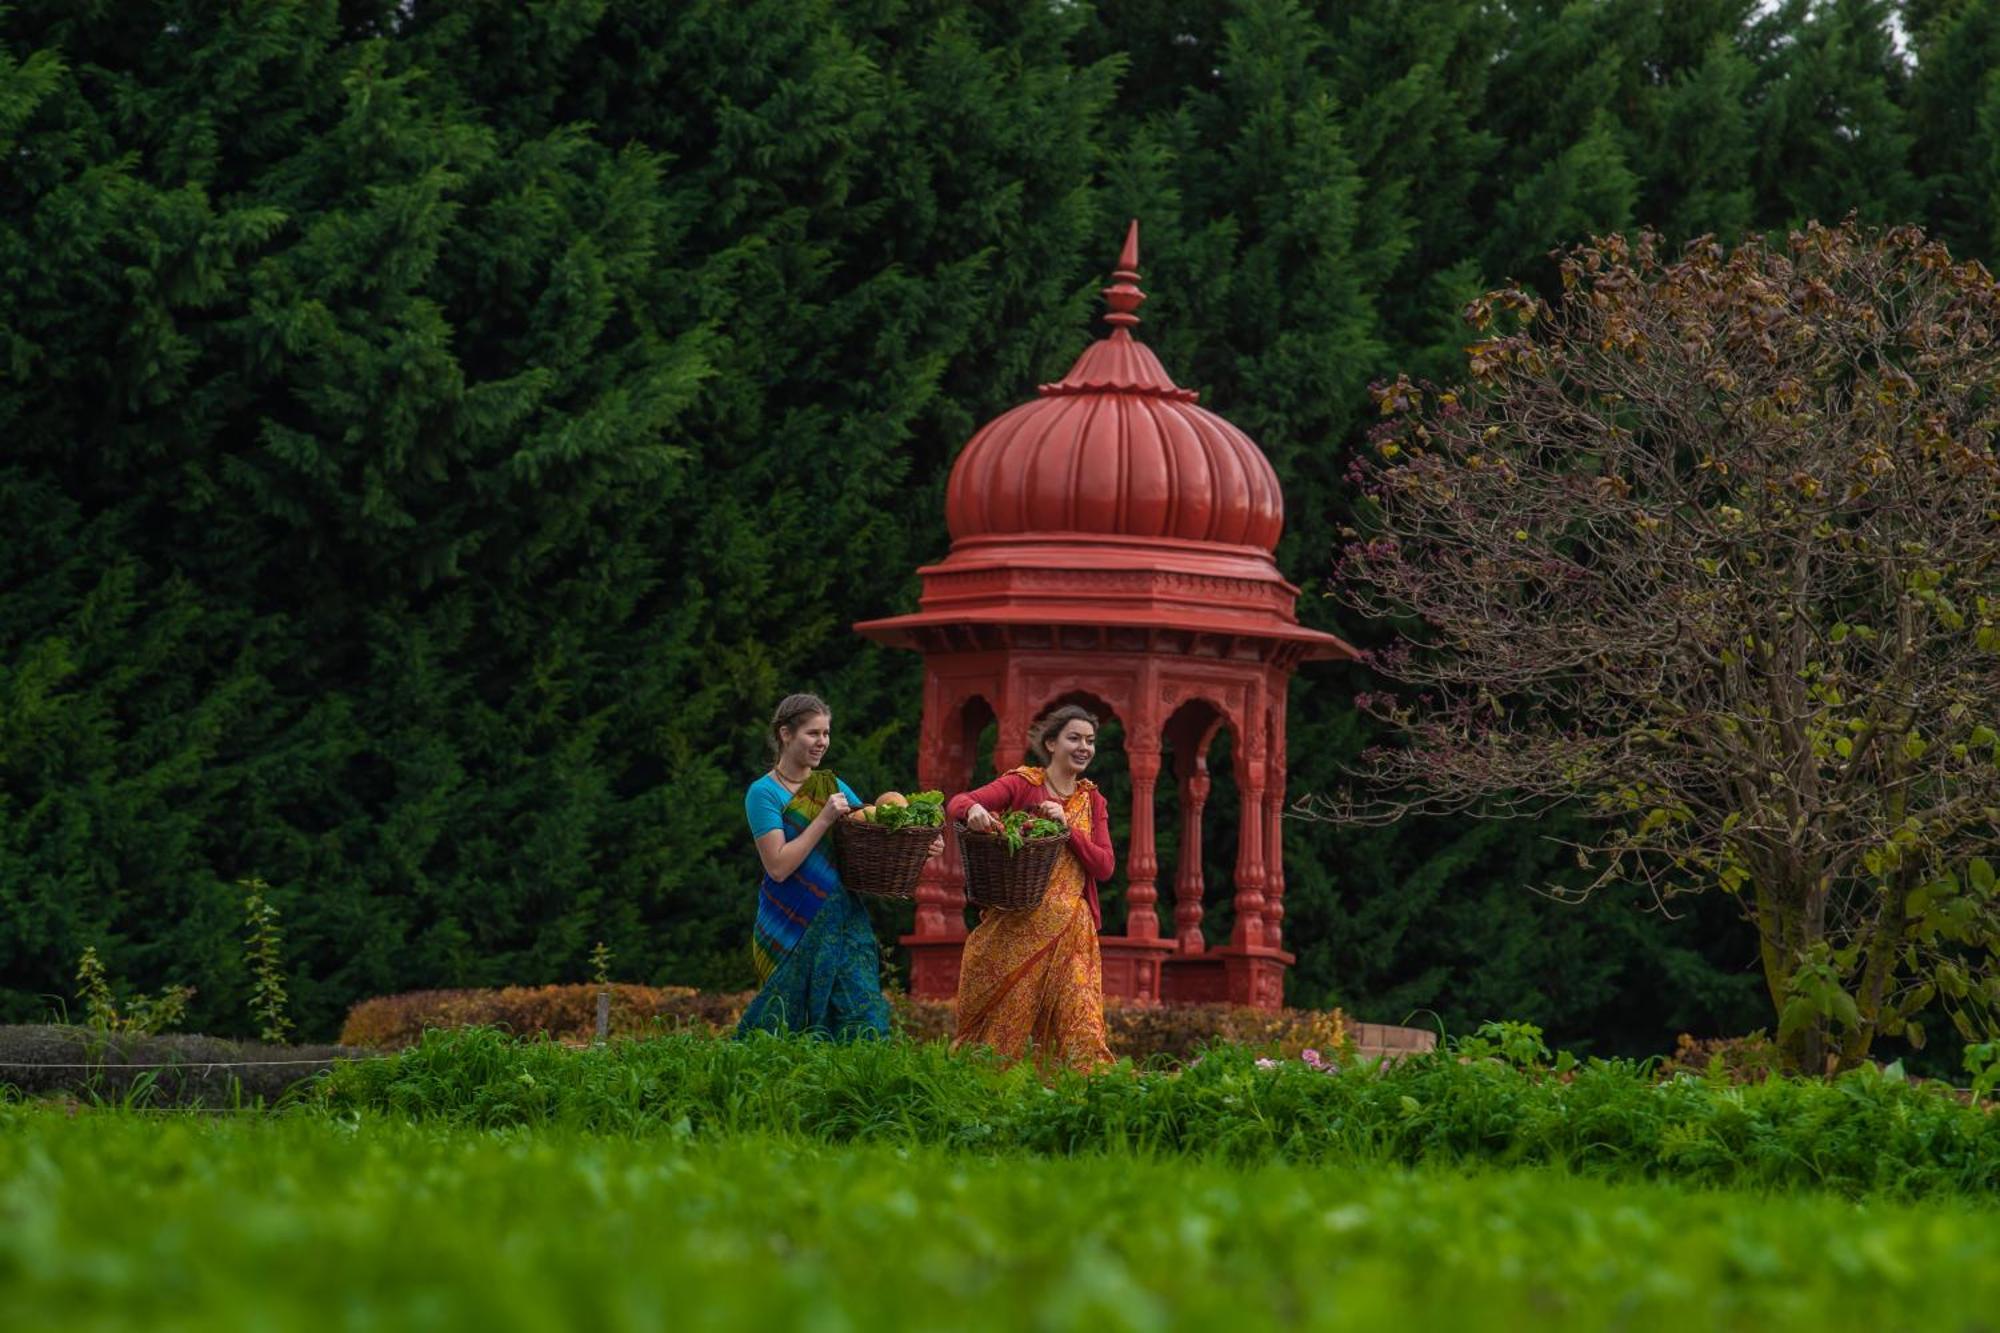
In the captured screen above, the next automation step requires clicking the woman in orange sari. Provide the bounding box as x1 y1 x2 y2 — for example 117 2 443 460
944 704 1114 1071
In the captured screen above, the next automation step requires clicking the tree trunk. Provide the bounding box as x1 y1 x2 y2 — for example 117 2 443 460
1756 874 1829 1075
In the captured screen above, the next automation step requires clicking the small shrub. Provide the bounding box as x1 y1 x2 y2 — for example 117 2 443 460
74 947 117 1030
1457 1020 1555 1070
241 878 292 1044
73 947 194 1037
124 986 196 1036
887 994 954 1043
1967 1041 2000 1103
1659 1031 1784 1084
337 985 757 1049
1102 998 1347 1063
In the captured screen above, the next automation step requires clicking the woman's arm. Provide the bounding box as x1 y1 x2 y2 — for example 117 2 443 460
755 822 824 882
946 773 1032 827
750 788 850 881
1069 789 1115 881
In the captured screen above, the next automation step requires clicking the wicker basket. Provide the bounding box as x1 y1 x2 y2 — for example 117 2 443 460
954 820 1069 912
834 818 937 900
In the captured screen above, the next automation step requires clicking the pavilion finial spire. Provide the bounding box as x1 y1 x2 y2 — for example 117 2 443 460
1102 219 1145 332
1040 218 1191 399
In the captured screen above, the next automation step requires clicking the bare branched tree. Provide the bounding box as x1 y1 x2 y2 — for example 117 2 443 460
1312 221 2000 1073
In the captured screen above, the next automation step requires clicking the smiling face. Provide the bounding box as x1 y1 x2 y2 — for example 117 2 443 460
779 712 831 772
1046 718 1096 775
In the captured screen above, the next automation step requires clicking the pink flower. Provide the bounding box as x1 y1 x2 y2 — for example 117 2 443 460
1255 1057 1279 1070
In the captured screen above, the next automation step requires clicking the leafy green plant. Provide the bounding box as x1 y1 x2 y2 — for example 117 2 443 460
72 947 193 1037
73 948 118 1032
1455 1020 1554 1071
867 791 945 831
241 878 292 1044
1777 944 1861 1070
1658 1031 1784 1085
995 810 1066 855
1967 1041 2000 1104
123 988 195 1038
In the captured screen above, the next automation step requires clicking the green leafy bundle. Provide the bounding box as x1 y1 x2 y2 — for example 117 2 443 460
868 792 944 833
997 811 1066 856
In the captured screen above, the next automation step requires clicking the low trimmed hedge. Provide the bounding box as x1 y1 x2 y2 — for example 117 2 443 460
338 984 747 1049
0 1025 360 1106
340 984 1348 1062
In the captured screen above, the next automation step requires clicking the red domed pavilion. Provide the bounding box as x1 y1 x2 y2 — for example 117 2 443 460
857 222 1353 1010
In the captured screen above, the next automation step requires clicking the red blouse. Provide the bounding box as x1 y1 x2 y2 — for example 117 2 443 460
946 768 1114 929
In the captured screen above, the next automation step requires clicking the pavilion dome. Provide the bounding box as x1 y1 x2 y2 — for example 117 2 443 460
943 222 1285 555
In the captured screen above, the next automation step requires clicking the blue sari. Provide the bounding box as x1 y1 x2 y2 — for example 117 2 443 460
737 769 891 1041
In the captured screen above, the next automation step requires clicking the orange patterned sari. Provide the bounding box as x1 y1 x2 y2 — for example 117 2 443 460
953 776 1112 1072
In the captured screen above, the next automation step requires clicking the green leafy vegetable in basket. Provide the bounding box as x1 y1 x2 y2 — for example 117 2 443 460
854 790 945 831
996 809 1066 855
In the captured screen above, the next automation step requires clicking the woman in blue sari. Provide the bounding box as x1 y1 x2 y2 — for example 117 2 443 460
736 692 894 1039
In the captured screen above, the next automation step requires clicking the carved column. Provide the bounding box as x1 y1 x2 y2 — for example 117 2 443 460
1174 757 1210 953
1261 692 1288 950
1124 741 1162 938
903 677 975 1000
1261 780 1286 951
1230 774 1267 950
912 684 953 937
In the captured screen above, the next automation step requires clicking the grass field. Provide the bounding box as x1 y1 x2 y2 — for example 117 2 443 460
4 1101 1998 1332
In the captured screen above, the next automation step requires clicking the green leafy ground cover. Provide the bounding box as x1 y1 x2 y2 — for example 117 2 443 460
315 1030 2000 1198
2 1105 1996 1333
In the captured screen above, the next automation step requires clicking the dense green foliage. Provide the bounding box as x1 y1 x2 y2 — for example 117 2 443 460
6 1110 1996 1333
5 1 1996 1050
311 1028 2000 1198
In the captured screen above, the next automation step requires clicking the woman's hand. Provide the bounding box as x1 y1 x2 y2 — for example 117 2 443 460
927 834 945 859
817 792 852 825
966 803 1000 833
1036 799 1066 823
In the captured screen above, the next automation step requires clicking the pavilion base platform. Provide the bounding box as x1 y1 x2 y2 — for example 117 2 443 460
1159 945 1295 1009
1097 935 1179 1005
904 933 969 1001
903 933 1293 1011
